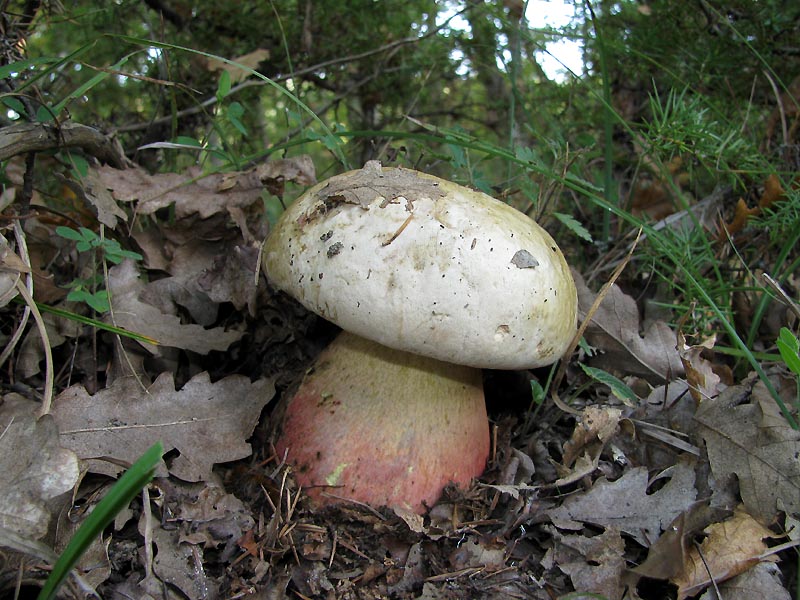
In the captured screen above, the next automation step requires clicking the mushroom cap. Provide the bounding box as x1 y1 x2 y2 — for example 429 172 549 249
276 331 488 513
264 161 577 369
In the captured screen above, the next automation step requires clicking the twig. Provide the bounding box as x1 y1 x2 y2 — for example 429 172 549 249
763 69 788 148
3 219 54 415
761 272 800 322
328 527 337 568
0 121 127 168
548 227 644 415
693 539 723 600
101 227 150 393
0 222 31 369
757 538 800 559
141 486 155 580
320 491 387 520
381 214 413 246
14 278 53 415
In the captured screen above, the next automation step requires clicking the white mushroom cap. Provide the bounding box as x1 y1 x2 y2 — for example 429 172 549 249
264 161 577 369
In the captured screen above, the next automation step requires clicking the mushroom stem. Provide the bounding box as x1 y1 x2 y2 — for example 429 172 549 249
276 331 489 513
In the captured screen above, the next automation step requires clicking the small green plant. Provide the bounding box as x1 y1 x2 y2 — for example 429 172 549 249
215 70 248 137
55 226 142 264
777 327 800 377
644 87 761 177
55 226 142 313
62 274 109 314
578 363 639 407
775 327 800 422
554 212 593 243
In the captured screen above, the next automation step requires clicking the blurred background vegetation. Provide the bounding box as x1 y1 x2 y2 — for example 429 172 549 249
2 0 799 371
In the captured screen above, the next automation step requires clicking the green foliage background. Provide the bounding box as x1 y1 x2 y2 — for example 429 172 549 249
3 0 800 370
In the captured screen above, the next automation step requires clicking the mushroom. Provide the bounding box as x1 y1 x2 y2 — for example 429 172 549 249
264 161 577 513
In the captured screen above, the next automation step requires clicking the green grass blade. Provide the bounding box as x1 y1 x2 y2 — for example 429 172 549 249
0 57 60 80
37 442 164 600
678 268 799 430
10 42 99 97
711 345 782 363
12 298 160 346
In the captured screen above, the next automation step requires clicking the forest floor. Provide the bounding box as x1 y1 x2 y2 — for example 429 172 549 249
0 149 798 600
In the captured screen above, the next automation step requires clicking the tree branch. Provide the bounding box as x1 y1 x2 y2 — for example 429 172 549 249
0 121 128 168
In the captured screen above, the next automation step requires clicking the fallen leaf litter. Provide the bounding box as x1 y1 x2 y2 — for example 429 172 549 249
0 157 796 599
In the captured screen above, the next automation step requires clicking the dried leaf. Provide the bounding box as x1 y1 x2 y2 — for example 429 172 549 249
203 48 270 84
388 542 425 596
257 155 317 199
0 234 25 308
491 447 537 499
58 168 128 228
393 506 426 534
52 371 274 481
674 506 778 599
759 173 786 209
448 536 506 571
139 515 219 600
576 274 684 382
177 485 255 548
95 157 314 220
17 311 83 378
481 482 537 500
678 332 723 402
137 237 223 327
554 452 597 488
634 502 732 580
562 405 622 467
722 197 760 235
130 224 171 271
721 175 786 235
617 381 701 472
150 480 256 558
141 273 219 328
546 527 627 600
302 160 445 224
135 217 263 319
706 561 791 600
53 507 112 589
95 165 256 219
694 381 800 524
547 459 697 547
198 244 261 316
0 395 79 539
107 259 243 354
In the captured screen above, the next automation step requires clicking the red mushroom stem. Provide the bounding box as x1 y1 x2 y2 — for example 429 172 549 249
276 331 489 513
